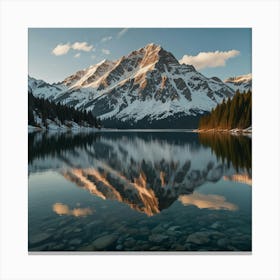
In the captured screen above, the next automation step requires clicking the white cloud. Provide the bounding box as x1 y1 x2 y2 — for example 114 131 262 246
52 43 71 56
179 50 240 70
101 36 112 43
74 53 81 58
117 28 128 39
52 41 94 56
72 41 93 52
102 49 110 55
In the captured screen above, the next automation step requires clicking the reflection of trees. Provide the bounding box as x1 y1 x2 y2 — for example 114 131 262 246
28 132 99 163
198 133 251 173
28 131 200 164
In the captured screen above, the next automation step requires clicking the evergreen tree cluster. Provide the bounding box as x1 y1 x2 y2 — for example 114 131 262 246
199 90 252 129
28 92 101 128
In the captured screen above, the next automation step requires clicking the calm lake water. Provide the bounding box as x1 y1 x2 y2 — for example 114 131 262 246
28 131 252 252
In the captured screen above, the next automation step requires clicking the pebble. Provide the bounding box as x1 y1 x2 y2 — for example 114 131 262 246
91 234 118 250
45 228 56 233
172 244 185 251
87 220 102 229
51 243 65 250
207 230 225 239
69 238 82 246
167 226 181 231
58 219 71 227
186 232 210 245
123 237 136 248
115 244 123 250
141 243 150 250
162 222 173 229
217 238 229 248
210 222 221 229
227 245 239 251
29 232 52 246
167 230 182 237
151 225 163 234
149 246 161 251
149 234 169 243
184 243 193 250
117 237 124 244
80 244 93 251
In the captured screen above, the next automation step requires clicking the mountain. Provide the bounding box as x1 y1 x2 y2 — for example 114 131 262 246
224 73 252 92
29 43 236 129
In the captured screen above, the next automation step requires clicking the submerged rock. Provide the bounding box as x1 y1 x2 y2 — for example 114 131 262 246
87 220 102 229
151 225 163 234
217 238 229 248
166 229 182 237
29 232 52 246
210 222 221 229
69 238 82 246
115 244 123 250
140 242 150 250
73 228 83 233
186 232 210 245
149 234 169 243
91 234 118 250
149 246 161 251
172 244 185 251
167 226 181 231
123 237 136 248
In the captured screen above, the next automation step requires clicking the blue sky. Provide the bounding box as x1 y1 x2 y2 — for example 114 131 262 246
29 28 251 83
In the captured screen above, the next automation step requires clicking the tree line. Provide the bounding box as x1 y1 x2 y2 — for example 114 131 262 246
28 92 101 128
199 90 252 129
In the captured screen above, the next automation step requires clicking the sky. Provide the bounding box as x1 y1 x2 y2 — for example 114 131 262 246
29 28 251 83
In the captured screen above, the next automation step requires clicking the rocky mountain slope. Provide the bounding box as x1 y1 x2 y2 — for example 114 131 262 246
29 43 237 128
224 73 252 92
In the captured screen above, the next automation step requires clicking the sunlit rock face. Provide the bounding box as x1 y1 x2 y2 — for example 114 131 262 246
29 132 248 216
28 43 235 128
224 73 252 92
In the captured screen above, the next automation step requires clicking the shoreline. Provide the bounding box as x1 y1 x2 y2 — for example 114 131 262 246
193 128 252 134
28 126 252 134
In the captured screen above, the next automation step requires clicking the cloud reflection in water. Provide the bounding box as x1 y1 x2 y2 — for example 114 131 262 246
179 192 238 211
52 203 93 217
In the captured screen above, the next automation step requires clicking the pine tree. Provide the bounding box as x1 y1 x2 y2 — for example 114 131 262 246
199 90 252 129
28 92 101 128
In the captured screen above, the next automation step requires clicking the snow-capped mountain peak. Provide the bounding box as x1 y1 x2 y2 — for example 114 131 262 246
28 43 239 128
224 73 252 92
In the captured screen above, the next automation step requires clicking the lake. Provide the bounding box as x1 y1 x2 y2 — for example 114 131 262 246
28 131 252 252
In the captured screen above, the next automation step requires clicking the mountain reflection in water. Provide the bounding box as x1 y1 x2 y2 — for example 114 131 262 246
29 131 251 216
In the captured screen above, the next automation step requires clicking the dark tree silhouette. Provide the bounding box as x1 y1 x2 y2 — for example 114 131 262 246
199 90 252 130
28 92 101 128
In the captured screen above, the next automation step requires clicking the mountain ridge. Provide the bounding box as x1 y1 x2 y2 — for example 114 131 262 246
28 43 250 128
224 73 252 92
